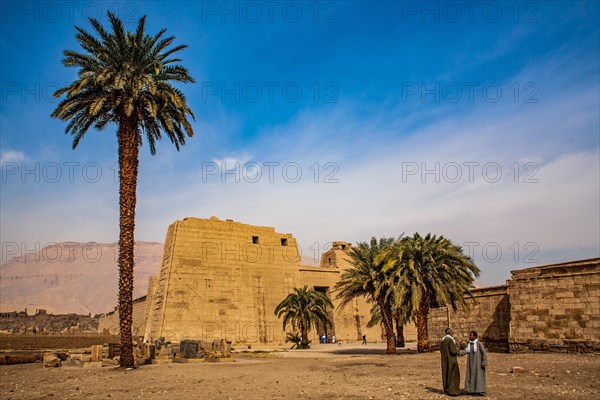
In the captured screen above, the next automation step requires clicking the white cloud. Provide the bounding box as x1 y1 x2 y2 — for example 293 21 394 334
212 152 253 171
0 150 26 163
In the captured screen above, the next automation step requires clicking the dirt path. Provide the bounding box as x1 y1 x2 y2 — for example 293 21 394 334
1 343 598 399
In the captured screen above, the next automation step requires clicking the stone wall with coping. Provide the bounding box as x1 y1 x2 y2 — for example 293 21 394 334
508 258 600 352
428 258 600 353
428 285 510 352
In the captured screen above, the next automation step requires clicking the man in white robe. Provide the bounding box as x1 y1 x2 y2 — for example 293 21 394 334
464 331 487 395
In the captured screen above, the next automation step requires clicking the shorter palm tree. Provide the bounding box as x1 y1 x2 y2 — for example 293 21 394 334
275 286 333 348
285 332 302 349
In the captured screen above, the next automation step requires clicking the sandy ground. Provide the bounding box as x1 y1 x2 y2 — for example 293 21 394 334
1 343 598 399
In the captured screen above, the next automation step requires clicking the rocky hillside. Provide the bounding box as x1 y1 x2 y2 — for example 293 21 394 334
0 242 163 315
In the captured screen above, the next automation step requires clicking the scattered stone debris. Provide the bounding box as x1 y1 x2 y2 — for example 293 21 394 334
43 352 61 368
2 337 233 368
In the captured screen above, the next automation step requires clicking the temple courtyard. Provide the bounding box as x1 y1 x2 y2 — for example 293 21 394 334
1 343 598 399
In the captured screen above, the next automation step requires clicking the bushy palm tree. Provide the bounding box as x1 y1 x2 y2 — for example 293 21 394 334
275 286 333 348
285 332 303 349
51 12 195 368
335 237 398 354
382 233 479 353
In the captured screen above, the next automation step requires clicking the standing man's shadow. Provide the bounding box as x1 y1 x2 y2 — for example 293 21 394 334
425 387 467 396
425 387 446 395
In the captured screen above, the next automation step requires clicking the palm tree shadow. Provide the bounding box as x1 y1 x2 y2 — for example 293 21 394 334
331 348 418 355
395 348 418 355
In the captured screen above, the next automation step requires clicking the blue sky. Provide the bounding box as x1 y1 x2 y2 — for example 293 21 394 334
1 1 599 285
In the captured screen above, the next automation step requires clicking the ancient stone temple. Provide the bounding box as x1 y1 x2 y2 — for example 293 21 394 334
141 217 412 345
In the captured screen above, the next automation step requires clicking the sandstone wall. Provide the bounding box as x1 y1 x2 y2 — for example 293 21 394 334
144 276 157 332
98 295 147 336
97 310 117 335
144 217 302 344
508 258 600 352
427 258 600 353
428 285 510 352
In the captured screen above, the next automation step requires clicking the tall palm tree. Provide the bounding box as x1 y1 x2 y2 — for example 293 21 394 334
366 301 410 348
274 286 333 348
383 233 479 353
51 12 195 368
335 237 398 354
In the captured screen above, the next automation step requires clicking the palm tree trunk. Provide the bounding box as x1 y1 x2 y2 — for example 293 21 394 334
394 315 405 348
300 323 308 348
379 300 396 354
416 300 430 353
117 124 139 368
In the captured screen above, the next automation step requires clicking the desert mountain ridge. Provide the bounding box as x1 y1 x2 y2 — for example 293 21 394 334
0 241 321 316
0 241 164 315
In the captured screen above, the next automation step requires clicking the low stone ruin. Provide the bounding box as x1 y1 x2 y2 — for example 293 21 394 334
148 338 233 364
34 337 233 368
99 337 234 366
0 309 100 334
175 339 232 362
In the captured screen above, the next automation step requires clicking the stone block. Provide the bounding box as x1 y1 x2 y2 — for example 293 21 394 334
70 353 92 362
108 343 120 358
223 340 232 357
143 343 156 359
547 339 563 346
83 361 102 368
91 345 103 361
43 353 61 368
180 340 199 358
556 292 575 299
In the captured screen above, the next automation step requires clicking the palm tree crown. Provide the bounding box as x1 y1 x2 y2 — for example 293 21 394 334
52 11 195 153
383 233 480 352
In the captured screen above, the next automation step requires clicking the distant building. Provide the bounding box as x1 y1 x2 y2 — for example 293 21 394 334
0 308 99 333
